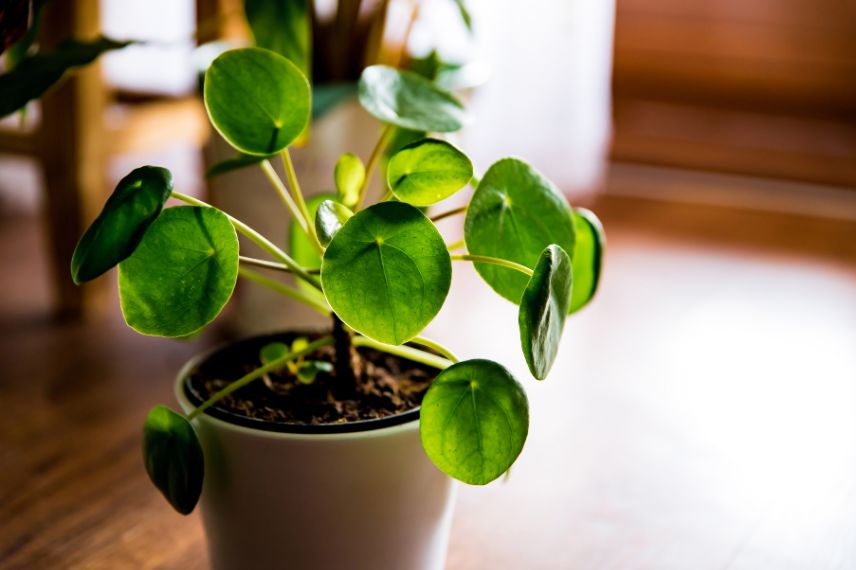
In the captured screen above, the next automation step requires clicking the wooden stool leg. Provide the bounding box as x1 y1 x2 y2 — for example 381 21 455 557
36 0 106 319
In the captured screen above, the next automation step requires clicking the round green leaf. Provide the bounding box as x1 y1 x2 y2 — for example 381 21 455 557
519 245 572 380
420 359 529 485
464 158 576 303
570 208 605 314
321 201 451 345
386 138 473 206
315 199 353 247
118 206 239 337
334 153 365 210
71 166 172 284
143 405 204 515
204 47 310 156
358 65 467 133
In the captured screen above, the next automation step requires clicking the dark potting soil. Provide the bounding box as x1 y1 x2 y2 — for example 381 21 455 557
186 332 437 425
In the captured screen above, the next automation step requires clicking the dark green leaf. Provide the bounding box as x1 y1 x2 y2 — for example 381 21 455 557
206 153 270 179
315 200 353 247
321 201 451 345
358 65 467 133
0 36 133 118
570 208 605 314
244 0 310 76
420 359 529 485
71 166 173 284
519 245 572 380
464 158 576 303
118 206 239 337
334 153 364 210
387 138 473 206
143 405 204 515
204 47 310 156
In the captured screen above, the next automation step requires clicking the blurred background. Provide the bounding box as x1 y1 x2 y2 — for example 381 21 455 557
1 0 855 568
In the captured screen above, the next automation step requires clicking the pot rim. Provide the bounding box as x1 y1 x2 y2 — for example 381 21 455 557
175 331 425 441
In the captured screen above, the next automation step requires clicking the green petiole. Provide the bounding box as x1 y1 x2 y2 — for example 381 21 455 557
450 254 534 277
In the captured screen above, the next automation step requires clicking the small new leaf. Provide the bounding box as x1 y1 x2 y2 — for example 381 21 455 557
334 153 365 210
420 359 529 485
519 245 572 380
71 166 173 284
142 405 204 515
387 138 473 206
260 341 291 371
358 65 467 133
315 200 353 247
297 360 332 384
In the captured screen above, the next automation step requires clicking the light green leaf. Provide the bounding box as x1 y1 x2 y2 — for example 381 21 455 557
464 158 576 303
204 47 310 156
118 206 239 337
420 359 529 485
334 153 365 210
387 138 473 206
71 166 173 284
315 200 353 247
358 65 467 133
143 405 204 515
570 208 605 314
0 36 132 118
321 201 451 345
244 0 310 76
519 245 572 380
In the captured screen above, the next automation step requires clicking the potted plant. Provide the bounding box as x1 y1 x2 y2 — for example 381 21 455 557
71 46 604 570
201 0 482 334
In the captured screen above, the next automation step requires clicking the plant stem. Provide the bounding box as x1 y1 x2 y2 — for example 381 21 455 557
446 239 466 251
352 336 453 370
171 191 321 290
239 256 320 274
450 254 534 277
238 266 330 315
281 149 324 253
410 336 460 363
331 314 357 389
260 159 307 235
187 336 335 421
356 124 394 210
430 205 467 222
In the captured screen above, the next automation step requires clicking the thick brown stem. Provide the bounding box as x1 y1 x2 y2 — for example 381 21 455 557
332 314 357 390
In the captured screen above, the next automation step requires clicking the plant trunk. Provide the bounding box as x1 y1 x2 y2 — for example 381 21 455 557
331 314 357 391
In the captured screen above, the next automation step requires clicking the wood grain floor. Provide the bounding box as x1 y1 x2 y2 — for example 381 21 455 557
1 186 855 569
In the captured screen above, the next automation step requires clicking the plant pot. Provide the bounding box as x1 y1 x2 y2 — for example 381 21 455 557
174 336 456 570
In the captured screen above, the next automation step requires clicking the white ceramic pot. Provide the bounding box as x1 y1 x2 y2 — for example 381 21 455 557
175 344 456 570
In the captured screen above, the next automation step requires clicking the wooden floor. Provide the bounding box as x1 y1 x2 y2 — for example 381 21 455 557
2 178 855 569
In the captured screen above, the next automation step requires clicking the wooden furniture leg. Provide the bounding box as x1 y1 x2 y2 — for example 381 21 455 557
36 0 106 319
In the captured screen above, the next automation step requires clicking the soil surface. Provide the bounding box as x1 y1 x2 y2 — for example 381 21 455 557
186 332 438 425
